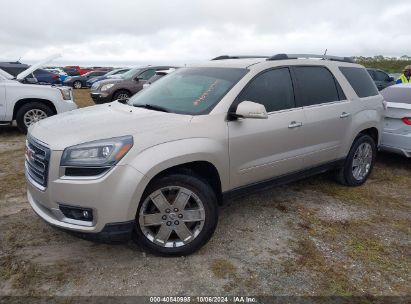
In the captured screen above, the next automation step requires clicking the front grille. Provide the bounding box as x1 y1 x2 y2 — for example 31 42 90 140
25 136 51 189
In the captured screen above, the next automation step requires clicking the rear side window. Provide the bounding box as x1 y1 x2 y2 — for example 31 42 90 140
339 67 378 98
237 68 295 112
294 66 340 106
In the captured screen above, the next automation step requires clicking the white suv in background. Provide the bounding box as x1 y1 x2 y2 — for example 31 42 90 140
26 54 384 256
0 56 77 133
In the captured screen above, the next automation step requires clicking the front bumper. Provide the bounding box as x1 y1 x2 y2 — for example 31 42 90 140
380 131 411 157
90 92 112 104
55 100 78 114
26 149 148 237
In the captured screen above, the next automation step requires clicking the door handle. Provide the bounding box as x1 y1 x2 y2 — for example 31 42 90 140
288 121 303 128
340 112 351 118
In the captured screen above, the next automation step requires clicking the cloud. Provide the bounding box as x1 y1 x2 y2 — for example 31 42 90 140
0 0 410 65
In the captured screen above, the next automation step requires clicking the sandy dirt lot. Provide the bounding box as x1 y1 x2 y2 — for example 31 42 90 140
0 90 410 296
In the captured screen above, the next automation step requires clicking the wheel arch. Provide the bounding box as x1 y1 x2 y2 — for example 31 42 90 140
127 138 229 217
13 98 57 120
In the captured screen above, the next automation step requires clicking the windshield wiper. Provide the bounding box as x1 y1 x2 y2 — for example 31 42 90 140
133 104 169 113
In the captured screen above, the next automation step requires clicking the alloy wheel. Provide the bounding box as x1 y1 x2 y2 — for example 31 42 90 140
139 186 206 248
352 142 373 181
23 109 48 127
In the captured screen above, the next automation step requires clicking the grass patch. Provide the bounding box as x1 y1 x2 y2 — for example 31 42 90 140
73 89 94 108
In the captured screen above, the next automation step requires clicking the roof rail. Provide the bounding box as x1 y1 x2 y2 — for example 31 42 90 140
211 55 269 60
266 53 354 63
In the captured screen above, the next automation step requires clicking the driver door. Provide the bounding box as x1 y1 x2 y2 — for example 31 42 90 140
228 67 306 189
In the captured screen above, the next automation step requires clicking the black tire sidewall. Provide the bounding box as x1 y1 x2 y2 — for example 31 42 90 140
342 134 376 186
16 102 54 133
133 173 218 256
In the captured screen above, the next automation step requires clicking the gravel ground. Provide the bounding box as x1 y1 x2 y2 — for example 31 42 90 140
0 91 410 296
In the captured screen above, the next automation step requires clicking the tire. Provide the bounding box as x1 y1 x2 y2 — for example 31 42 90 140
133 172 218 256
16 102 54 133
336 134 376 186
112 90 131 101
73 80 82 89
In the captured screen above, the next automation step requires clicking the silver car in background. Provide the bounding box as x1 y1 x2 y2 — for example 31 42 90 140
380 84 411 157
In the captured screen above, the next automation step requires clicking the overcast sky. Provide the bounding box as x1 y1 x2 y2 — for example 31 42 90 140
0 0 410 66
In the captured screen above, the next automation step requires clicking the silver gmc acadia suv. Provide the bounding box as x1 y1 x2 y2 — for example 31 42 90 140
26 54 384 256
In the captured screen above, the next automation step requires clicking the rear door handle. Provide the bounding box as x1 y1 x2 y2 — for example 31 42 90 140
340 112 351 118
288 121 303 128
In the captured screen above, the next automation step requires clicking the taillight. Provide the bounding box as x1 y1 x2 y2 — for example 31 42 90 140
402 117 411 125
52 75 59 79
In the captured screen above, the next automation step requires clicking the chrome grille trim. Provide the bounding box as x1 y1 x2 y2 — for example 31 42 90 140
25 136 50 190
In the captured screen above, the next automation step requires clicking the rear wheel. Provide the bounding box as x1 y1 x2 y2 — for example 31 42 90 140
336 134 376 186
73 80 82 89
133 173 218 256
16 102 54 133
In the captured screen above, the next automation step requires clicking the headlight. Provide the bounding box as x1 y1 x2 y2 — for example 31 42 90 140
101 83 115 91
61 136 133 167
58 88 71 100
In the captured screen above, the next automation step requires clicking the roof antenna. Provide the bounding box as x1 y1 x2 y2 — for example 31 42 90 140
323 49 328 56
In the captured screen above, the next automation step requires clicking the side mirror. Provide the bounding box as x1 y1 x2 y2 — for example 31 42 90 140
387 77 394 82
233 101 268 119
134 76 143 82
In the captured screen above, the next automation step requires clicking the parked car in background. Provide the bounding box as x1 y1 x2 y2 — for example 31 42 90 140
33 68 61 85
27 54 383 255
0 61 76 133
86 68 130 88
142 68 177 89
45 68 69 83
63 68 80 76
380 84 411 157
367 68 395 91
64 65 93 75
90 66 176 103
64 70 109 89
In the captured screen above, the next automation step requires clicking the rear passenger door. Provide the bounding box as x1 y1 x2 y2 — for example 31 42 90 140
228 67 306 189
292 66 352 167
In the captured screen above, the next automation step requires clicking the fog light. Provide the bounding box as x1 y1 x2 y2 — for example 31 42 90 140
59 204 93 222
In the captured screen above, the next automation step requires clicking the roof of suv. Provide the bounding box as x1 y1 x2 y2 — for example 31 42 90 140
192 54 359 69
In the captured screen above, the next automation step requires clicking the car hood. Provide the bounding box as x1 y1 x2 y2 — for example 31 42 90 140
29 101 193 150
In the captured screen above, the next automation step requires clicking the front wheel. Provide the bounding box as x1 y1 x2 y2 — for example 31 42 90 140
16 102 54 133
336 134 376 186
133 173 218 256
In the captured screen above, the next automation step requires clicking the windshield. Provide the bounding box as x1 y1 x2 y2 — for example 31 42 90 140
129 67 248 115
121 67 143 80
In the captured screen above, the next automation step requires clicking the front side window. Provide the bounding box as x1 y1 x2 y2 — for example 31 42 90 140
121 68 143 80
129 67 248 115
237 68 295 112
139 69 156 80
294 66 340 106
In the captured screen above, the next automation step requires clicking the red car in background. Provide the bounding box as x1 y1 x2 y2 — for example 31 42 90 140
64 65 93 75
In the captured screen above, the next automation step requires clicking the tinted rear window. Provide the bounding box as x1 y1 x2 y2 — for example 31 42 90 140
339 67 378 98
294 66 340 106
